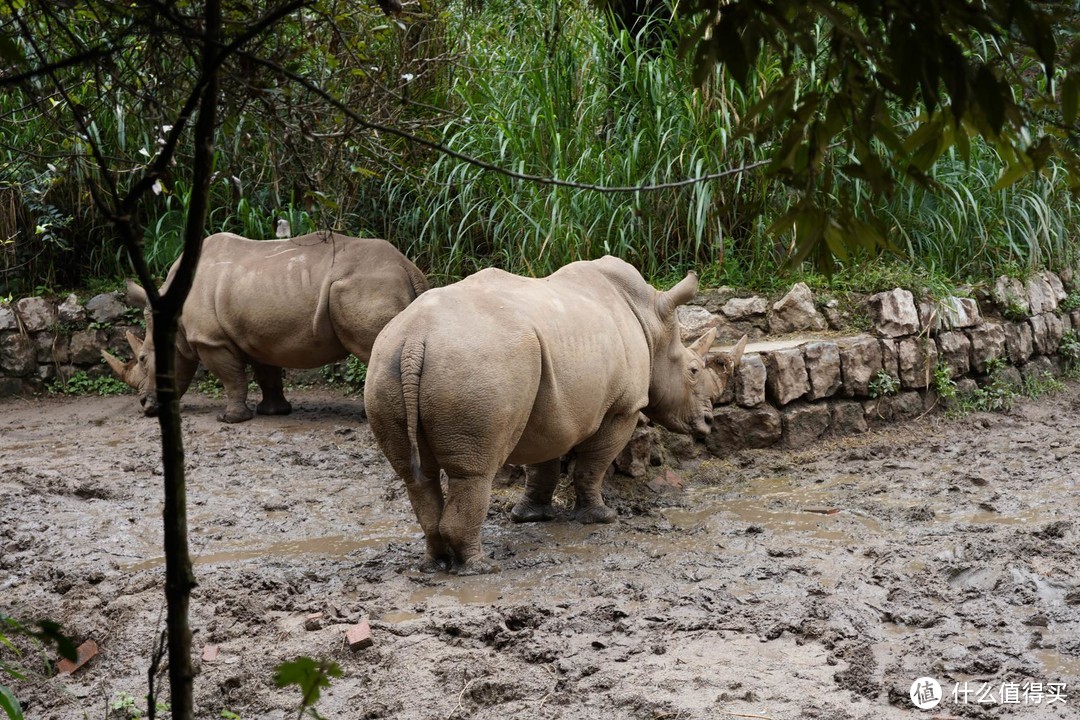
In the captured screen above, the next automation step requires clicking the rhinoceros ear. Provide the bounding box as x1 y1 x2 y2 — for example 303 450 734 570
687 326 718 359
102 350 139 388
657 272 699 318
125 279 148 308
708 334 748 376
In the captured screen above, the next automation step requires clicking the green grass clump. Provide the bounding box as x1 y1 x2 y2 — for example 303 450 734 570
47 371 130 396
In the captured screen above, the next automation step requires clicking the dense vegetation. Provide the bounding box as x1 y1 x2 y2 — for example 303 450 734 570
1 0 1078 297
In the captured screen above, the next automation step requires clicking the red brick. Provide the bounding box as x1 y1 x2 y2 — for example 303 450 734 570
57 639 98 675
201 644 219 663
346 620 373 650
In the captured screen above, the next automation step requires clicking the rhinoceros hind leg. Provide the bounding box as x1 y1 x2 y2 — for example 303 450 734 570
440 473 497 573
452 555 500 576
510 458 560 523
570 414 637 525
218 405 255 423
253 363 292 416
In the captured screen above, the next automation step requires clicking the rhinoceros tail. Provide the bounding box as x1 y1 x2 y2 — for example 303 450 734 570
399 336 426 484
404 261 429 300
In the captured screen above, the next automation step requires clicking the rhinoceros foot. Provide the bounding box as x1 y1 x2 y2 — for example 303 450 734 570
417 555 451 574
509 501 556 523
452 556 500 575
575 504 617 524
218 405 255 423
256 398 292 416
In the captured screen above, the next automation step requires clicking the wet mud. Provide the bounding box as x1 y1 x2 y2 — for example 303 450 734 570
2 385 1079 719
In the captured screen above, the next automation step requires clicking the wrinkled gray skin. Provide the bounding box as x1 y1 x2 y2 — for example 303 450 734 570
364 256 746 574
103 231 427 422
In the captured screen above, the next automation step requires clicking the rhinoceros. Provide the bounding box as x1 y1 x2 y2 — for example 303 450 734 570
104 231 428 422
364 256 746 574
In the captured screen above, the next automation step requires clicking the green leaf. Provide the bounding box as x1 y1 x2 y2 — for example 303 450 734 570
273 657 342 712
992 162 1030 192
0 686 23 720
974 65 1005 135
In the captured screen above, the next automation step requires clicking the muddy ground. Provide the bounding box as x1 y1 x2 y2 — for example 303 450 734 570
1 383 1079 720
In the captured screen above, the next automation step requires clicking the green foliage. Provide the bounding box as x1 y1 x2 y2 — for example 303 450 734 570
273 657 342 720
868 369 899 399
322 356 367 394
1059 329 1080 369
959 358 1017 414
0 614 76 720
683 0 1080 270
107 690 169 719
47 371 131 397
1060 292 1080 313
1022 370 1065 399
932 363 958 402
196 374 225 400
220 711 241 720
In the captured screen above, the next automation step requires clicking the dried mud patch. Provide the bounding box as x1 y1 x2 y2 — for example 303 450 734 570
2 386 1079 719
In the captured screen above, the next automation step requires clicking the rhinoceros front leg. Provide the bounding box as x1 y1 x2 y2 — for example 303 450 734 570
571 413 638 524
510 458 561 523
441 473 499 575
252 362 292 416
200 347 254 423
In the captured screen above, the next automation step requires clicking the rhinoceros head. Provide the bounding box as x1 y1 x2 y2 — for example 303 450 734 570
101 280 159 416
645 273 747 439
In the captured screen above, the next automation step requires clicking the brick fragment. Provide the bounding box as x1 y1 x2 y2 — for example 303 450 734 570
57 639 99 675
346 620 373 651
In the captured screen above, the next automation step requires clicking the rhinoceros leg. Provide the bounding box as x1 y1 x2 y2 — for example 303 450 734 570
509 458 561 523
441 474 500 575
571 414 638 524
404 452 452 573
200 347 254 423
252 363 292 416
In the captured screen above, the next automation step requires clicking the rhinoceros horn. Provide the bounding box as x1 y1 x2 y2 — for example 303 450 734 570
125 330 144 356
101 349 139 388
657 272 699 318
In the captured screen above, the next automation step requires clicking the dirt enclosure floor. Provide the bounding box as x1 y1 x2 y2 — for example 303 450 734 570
2 384 1080 720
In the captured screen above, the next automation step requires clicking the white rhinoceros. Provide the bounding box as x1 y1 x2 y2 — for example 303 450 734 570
364 256 746 574
104 231 428 422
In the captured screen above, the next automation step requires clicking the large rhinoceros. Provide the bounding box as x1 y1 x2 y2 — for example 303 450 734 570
104 231 428 422
364 256 746 574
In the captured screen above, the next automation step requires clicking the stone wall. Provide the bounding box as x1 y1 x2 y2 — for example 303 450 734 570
674 269 1079 457
2 272 1078 456
0 292 141 396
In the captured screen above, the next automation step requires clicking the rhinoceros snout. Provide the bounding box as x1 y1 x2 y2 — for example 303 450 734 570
140 396 159 417
692 413 713 439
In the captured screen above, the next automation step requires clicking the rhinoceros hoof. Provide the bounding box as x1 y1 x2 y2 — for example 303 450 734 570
575 505 617 524
417 555 450 574
509 501 556 523
256 399 292 416
218 406 255 423
452 557 500 575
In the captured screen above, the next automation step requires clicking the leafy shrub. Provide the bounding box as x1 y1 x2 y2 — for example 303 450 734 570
868 369 899 399
47 371 130 396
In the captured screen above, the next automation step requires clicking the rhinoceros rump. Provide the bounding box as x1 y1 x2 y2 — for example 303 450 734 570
103 231 428 422
365 256 746 574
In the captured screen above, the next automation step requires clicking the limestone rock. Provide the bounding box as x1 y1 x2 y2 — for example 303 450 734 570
720 296 767 321
70 329 109 364
707 405 782 452
735 354 767 408
936 331 971 377
1026 274 1058 315
879 339 899 381
838 337 882 397
0 332 36 376
58 294 87 325
830 400 868 435
802 341 842 400
677 305 722 342
0 304 14 331
14 297 57 332
768 283 826 334
992 276 1030 317
868 288 919 337
86 292 129 324
1044 272 1067 303
966 322 1006 374
1031 313 1063 355
920 296 981 332
33 333 69 364
898 337 938 389
692 287 741 314
781 402 831 447
765 348 809 405
1004 321 1034 364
